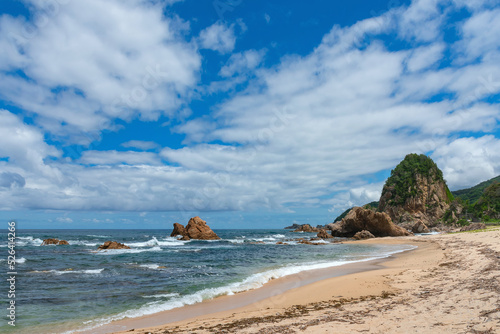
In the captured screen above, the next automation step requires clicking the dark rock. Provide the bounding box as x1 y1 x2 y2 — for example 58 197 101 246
317 229 333 239
284 224 301 230
97 241 131 250
170 217 220 240
353 230 375 240
170 223 187 238
41 238 69 246
293 224 321 233
328 207 412 238
460 223 487 231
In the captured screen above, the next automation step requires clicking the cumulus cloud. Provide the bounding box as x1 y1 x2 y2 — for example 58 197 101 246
198 21 236 54
432 136 500 190
0 0 200 143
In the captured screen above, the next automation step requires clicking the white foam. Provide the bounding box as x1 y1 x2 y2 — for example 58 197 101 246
125 236 187 248
16 257 26 264
142 293 180 299
68 240 99 247
95 246 162 255
32 269 104 275
139 264 166 270
87 235 110 238
82 244 416 333
16 236 43 246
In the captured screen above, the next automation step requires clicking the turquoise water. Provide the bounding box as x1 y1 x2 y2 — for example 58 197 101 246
0 229 414 333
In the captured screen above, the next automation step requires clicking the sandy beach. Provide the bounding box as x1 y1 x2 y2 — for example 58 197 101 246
103 228 500 334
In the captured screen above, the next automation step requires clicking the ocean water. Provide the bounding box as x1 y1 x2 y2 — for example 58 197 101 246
0 229 415 333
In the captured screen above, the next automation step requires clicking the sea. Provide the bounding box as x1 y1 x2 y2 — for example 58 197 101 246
0 229 415 334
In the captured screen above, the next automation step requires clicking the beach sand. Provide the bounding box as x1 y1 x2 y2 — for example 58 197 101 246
105 228 500 334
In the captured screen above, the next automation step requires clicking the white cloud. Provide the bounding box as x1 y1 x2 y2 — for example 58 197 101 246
198 21 236 54
79 151 162 166
406 43 445 72
121 140 160 151
264 13 271 24
432 136 500 190
0 0 200 142
219 49 266 77
454 8 500 62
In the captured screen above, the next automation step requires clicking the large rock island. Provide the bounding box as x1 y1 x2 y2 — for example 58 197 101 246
170 216 220 240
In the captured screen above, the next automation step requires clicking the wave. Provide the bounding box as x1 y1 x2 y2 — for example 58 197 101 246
16 236 43 246
125 236 187 248
78 244 416 333
142 293 180 299
67 240 99 247
2 257 28 263
87 235 110 238
139 264 167 270
95 246 162 255
31 269 104 275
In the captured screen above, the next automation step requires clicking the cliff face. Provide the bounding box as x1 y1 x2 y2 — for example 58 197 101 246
378 154 453 226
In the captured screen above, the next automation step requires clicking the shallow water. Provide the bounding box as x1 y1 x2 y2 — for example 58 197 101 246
0 229 414 333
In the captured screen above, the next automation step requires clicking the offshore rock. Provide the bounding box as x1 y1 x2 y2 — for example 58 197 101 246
293 224 321 233
328 207 412 238
41 238 69 246
97 241 130 250
170 216 220 240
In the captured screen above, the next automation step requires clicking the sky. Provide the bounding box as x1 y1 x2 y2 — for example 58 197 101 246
0 0 499 229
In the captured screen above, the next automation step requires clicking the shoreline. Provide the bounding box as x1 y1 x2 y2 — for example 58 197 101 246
81 238 428 334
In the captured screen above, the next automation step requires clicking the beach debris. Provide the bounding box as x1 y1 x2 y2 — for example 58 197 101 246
97 241 131 250
170 216 220 240
327 207 412 238
41 238 70 246
353 230 375 240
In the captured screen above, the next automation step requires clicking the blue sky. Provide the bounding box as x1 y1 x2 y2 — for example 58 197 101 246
0 0 499 229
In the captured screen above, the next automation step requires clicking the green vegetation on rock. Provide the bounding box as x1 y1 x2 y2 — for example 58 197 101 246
384 153 450 206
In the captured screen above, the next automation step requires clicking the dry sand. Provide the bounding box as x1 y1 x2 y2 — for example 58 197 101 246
107 228 500 334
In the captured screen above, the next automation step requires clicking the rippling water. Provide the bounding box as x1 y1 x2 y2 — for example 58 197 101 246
0 229 414 333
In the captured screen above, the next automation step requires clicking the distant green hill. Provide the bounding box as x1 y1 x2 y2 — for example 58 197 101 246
452 175 500 204
333 201 379 222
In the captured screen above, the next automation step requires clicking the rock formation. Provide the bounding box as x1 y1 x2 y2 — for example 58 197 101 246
170 216 220 240
97 241 131 250
41 238 69 246
284 223 301 230
460 223 487 232
411 221 430 233
317 229 333 239
378 154 453 227
293 224 321 232
328 207 412 238
353 230 375 240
